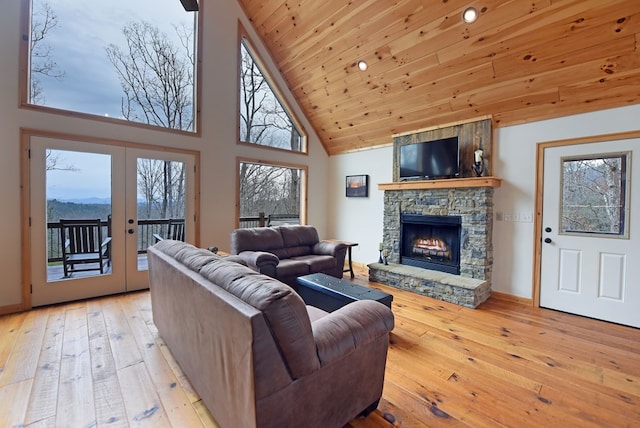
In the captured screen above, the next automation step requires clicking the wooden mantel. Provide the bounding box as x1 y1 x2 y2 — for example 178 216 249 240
378 176 502 191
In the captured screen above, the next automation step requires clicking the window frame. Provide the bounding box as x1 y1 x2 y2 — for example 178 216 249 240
237 23 308 154
236 157 308 229
18 0 202 136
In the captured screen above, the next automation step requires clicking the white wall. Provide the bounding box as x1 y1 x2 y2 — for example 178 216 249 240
327 146 393 264
0 1 328 309
329 104 640 299
492 104 640 298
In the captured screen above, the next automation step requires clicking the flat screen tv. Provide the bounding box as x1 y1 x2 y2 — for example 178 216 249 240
399 136 460 180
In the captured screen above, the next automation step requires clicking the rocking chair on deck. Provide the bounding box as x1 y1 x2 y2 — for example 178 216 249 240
60 218 112 278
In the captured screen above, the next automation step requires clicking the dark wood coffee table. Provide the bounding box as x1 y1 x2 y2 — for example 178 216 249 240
297 273 393 312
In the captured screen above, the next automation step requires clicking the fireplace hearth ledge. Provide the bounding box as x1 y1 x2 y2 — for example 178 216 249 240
368 262 491 309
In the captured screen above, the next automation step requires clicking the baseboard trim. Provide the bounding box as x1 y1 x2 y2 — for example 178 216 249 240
0 302 25 316
352 260 368 271
491 291 533 306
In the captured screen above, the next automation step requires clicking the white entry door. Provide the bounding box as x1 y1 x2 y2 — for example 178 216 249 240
540 138 639 327
28 135 196 306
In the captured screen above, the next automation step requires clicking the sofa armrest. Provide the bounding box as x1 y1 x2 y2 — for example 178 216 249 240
312 300 394 366
312 240 347 257
235 250 279 276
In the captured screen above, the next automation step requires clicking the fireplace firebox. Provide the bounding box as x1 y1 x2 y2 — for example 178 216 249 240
400 214 462 275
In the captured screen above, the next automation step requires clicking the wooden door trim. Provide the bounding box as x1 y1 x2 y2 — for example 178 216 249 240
532 129 640 307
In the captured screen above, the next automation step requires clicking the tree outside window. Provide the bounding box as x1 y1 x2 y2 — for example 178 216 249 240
239 39 304 152
238 34 306 227
239 161 303 223
561 153 629 236
25 0 197 133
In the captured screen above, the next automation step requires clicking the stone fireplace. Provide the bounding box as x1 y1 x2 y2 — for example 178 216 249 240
369 180 499 308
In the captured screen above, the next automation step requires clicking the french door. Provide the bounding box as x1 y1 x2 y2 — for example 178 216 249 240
28 134 196 307
539 136 639 327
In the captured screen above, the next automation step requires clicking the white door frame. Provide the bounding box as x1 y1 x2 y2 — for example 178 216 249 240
532 129 640 307
21 128 200 309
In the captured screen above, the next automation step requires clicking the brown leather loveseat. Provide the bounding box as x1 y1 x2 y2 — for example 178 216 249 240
230 225 347 287
147 240 394 428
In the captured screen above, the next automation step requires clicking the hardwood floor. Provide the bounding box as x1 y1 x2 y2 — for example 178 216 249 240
1 270 638 427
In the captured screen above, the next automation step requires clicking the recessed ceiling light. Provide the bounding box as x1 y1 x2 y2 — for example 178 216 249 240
357 60 368 71
462 6 478 23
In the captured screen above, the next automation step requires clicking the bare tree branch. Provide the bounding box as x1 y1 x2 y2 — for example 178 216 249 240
45 149 79 172
106 21 194 131
30 1 65 104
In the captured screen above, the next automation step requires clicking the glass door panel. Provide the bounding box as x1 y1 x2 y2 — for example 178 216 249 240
124 149 195 291
30 136 126 306
45 150 113 281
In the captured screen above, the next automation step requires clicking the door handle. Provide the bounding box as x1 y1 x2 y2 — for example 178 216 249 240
544 237 552 244
545 227 552 233
128 229 135 234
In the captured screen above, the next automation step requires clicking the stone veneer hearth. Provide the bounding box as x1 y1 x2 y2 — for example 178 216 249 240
369 183 495 308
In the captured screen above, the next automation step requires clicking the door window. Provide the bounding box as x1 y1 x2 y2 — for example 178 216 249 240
46 149 112 281
135 157 187 270
560 152 630 238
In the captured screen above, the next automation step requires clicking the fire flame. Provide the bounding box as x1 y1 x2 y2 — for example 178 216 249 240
412 238 450 258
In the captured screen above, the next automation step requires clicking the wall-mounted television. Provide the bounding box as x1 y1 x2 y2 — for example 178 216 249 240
399 136 460 180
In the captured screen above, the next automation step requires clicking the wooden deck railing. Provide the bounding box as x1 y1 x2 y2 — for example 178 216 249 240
239 212 266 228
46 218 179 263
238 212 300 228
47 214 299 263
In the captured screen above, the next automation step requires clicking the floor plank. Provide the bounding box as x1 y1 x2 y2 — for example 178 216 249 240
24 306 65 426
0 269 638 427
121 294 205 427
0 307 48 388
56 305 96 427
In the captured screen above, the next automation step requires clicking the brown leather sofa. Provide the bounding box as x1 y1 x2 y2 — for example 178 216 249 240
148 240 394 428
230 225 347 288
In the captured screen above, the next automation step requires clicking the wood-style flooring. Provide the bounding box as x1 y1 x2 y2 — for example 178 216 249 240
1 269 638 427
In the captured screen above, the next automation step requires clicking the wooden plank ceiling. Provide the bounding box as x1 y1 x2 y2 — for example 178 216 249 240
238 0 640 155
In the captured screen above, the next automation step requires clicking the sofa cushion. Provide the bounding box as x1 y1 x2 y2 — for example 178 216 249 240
231 227 285 253
278 225 319 247
176 247 222 272
234 276 320 378
200 258 261 286
293 255 337 273
154 240 221 272
276 259 310 278
270 248 290 260
199 261 320 378
153 239 194 258
286 245 312 258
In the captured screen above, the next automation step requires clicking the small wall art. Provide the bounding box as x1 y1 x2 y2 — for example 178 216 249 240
346 174 369 197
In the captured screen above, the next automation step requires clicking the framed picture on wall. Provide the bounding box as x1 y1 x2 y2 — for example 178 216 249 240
346 174 369 197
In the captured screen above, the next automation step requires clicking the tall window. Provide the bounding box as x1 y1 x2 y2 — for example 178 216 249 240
239 36 305 152
24 0 198 132
238 160 305 227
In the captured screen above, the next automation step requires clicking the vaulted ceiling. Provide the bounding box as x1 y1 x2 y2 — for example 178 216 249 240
238 0 640 155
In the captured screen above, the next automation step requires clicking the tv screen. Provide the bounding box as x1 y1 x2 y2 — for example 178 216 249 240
399 136 460 180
